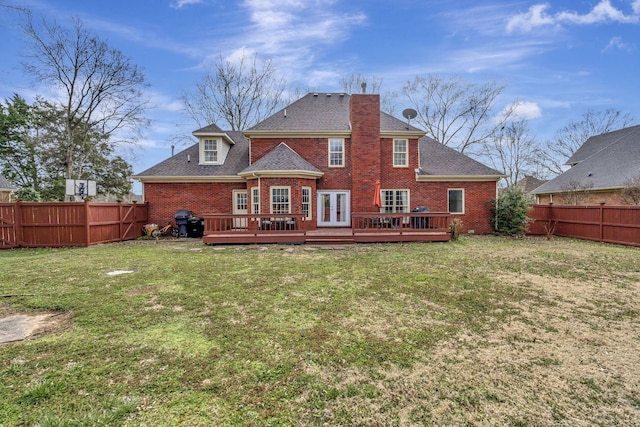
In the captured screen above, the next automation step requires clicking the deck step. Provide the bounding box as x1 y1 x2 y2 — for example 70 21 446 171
305 236 356 245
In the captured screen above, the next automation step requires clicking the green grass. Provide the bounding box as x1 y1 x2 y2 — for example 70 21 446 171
1 236 639 426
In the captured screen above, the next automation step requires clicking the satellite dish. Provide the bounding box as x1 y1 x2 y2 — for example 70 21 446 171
402 108 417 121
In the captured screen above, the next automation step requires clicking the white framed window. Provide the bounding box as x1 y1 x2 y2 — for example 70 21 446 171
448 189 464 214
381 189 410 213
393 139 408 167
270 186 291 214
202 139 218 163
302 187 312 220
328 138 345 167
251 187 260 214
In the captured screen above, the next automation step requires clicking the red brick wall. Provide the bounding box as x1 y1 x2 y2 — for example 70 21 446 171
411 181 497 234
350 94 381 213
143 182 245 225
250 138 352 190
537 190 630 206
246 177 317 216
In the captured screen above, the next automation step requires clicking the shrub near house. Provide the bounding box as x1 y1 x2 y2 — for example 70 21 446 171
134 93 504 236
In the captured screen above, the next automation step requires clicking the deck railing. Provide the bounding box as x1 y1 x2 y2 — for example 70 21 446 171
352 212 451 233
203 212 451 235
203 214 310 234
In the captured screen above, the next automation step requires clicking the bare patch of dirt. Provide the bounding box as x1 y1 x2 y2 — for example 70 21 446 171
296 255 640 425
0 310 72 345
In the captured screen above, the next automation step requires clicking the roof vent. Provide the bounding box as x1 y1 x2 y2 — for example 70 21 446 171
313 93 319 97
327 93 331 97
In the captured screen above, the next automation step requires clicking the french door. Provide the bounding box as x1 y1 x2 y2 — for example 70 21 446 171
232 190 248 229
317 191 350 227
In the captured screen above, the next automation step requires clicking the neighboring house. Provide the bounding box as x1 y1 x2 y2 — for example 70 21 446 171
514 175 546 195
134 93 503 234
0 175 17 202
532 125 640 205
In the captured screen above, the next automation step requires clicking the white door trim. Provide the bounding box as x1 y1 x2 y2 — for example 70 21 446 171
317 190 351 227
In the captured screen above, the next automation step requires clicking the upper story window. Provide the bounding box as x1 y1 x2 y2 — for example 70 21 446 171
393 139 408 167
329 138 345 167
448 189 464 214
203 139 218 163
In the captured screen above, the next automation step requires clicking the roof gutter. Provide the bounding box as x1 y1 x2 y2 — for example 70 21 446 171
132 175 245 183
238 170 324 179
532 185 625 195
416 174 505 182
243 130 352 139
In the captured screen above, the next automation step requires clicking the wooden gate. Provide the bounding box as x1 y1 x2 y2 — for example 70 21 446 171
0 203 18 248
0 201 148 249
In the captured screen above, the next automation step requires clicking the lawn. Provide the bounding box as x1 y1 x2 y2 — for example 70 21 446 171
1 236 639 426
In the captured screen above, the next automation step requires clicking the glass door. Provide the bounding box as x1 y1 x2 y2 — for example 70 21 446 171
317 191 350 226
232 190 248 229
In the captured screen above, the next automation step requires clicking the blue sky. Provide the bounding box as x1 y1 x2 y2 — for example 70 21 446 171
1 0 639 178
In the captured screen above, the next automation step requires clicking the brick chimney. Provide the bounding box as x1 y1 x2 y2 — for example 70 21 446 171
349 94 381 213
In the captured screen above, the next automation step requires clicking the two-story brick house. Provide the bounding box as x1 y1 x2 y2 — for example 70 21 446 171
134 93 503 238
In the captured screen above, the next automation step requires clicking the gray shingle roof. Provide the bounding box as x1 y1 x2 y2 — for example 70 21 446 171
418 136 504 177
246 93 423 133
193 123 225 134
515 176 546 193
0 174 16 190
240 143 322 175
134 131 249 177
533 125 640 194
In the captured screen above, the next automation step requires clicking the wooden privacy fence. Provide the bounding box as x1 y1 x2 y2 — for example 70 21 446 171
0 201 148 249
528 204 640 246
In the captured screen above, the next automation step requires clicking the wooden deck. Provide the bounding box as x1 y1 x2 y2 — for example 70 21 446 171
202 212 451 245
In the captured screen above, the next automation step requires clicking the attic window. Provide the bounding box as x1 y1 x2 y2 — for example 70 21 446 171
203 139 218 163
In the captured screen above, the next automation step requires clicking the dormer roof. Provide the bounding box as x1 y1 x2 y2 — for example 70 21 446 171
239 143 323 179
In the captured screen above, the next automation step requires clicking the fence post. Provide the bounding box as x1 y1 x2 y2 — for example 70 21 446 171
84 200 91 247
15 201 23 248
119 201 123 240
599 202 605 243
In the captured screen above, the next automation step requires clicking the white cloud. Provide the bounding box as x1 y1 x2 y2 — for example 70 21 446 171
507 1 640 33
507 4 556 33
228 0 366 84
501 100 542 121
170 0 204 9
602 36 633 52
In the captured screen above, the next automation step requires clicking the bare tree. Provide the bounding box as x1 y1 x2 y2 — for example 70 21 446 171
22 15 149 184
620 175 640 205
402 75 508 154
339 73 398 115
558 180 594 205
541 109 636 175
380 90 399 117
182 51 287 131
484 120 539 187
339 73 383 95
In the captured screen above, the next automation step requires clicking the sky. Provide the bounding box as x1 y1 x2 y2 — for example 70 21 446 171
1 0 640 182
